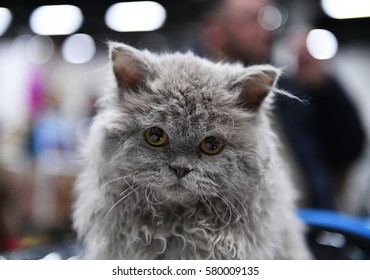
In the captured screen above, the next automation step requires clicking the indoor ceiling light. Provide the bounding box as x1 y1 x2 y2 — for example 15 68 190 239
30 5 83 35
321 0 370 19
105 1 166 32
0 7 12 36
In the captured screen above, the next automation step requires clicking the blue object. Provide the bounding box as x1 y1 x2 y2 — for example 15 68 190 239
298 208 370 240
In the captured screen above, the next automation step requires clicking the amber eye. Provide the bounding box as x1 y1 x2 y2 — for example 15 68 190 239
199 136 224 155
144 127 169 147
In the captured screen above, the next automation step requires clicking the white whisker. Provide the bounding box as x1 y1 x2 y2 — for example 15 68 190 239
103 184 141 221
98 171 138 191
229 191 250 223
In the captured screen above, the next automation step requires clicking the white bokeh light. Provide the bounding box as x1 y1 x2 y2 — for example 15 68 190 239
258 6 284 31
62 33 96 64
30 5 83 35
0 7 12 36
322 0 370 19
306 29 338 60
105 1 166 32
26 35 54 64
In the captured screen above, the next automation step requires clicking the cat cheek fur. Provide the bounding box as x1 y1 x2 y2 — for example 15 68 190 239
72 42 311 260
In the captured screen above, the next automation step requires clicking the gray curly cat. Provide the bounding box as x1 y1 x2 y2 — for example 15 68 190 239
72 42 311 259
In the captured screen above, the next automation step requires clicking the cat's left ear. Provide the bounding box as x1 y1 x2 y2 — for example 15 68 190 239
109 42 154 92
236 65 280 111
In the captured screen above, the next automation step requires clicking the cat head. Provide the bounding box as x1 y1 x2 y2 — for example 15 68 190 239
97 42 280 206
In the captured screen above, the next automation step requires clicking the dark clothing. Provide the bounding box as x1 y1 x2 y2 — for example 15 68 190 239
277 76 366 209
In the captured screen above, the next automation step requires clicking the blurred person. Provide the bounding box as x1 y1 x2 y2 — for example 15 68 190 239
32 93 76 169
199 0 272 64
30 93 77 231
198 0 366 210
277 30 366 210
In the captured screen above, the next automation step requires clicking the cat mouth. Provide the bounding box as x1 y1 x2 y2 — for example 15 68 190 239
164 184 197 202
167 184 189 193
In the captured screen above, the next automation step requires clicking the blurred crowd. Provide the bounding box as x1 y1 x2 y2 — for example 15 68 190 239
1 0 370 255
0 44 104 252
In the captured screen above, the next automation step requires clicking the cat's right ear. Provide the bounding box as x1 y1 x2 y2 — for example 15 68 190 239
109 42 154 92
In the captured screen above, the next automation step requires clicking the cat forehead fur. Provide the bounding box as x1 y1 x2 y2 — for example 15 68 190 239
105 43 278 141
109 41 279 102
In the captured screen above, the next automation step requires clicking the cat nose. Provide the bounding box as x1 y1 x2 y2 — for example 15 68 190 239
170 165 192 178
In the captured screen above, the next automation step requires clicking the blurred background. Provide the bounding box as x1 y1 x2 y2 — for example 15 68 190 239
0 0 369 259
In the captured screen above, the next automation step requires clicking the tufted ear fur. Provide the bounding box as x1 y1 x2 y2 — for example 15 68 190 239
237 65 280 111
109 42 154 92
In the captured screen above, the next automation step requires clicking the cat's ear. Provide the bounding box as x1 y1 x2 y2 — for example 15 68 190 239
109 42 154 91
236 65 280 111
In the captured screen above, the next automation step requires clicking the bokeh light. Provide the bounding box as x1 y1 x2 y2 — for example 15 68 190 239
322 0 370 19
30 5 83 35
0 7 12 36
105 1 166 32
26 35 54 64
258 5 285 31
61 33 96 64
306 29 338 60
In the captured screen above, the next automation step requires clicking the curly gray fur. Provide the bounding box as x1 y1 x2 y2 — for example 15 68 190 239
72 42 311 259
